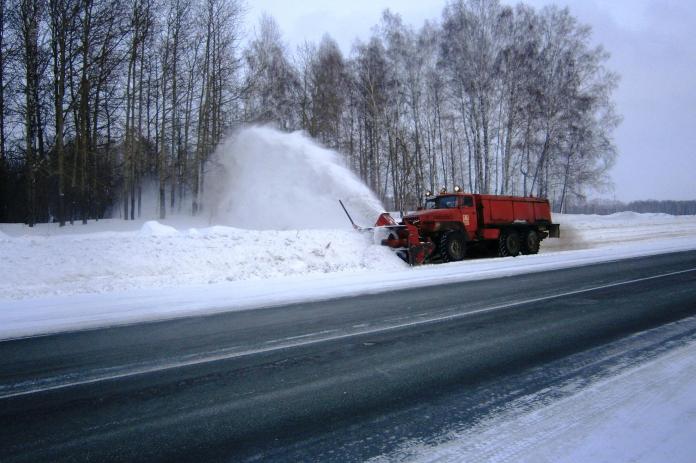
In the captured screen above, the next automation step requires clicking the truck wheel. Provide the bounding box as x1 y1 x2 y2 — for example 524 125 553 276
499 230 521 257
522 230 540 255
439 231 466 262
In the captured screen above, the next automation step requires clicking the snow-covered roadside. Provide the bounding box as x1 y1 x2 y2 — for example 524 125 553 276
0 219 403 300
546 212 696 252
381 333 696 463
1 212 696 339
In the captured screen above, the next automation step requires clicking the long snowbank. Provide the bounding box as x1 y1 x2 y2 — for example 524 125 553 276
0 219 403 300
1 212 696 339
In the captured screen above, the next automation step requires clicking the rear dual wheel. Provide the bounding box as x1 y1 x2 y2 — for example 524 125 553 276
522 230 540 255
499 229 540 257
498 230 521 257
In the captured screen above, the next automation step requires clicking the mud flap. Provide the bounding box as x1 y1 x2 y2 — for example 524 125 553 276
548 223 561 238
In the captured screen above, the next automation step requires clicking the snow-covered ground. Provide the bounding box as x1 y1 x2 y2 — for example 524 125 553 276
545 211 696 252
1 211 696 339
0 218 402 300
375 329 696 463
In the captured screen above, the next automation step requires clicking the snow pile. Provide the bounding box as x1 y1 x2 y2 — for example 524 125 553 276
0 222 403 300
206 126 383 229
139 221 178 237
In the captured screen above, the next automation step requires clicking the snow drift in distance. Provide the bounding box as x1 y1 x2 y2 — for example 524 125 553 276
206 126 384 230
139 221 178 237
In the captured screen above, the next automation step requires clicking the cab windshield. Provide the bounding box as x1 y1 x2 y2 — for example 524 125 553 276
425 194 473 209
425 195 458 209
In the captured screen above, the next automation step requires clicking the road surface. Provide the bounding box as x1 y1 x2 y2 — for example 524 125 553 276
2 250 696 462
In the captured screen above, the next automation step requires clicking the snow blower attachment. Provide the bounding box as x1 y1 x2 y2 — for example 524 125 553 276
340 189 559 266
339 200 434 265
374 215 435 266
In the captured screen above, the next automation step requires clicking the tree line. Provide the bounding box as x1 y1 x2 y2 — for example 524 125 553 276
0 0 620 226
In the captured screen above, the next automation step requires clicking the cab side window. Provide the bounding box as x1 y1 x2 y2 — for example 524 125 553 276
462 196 473 207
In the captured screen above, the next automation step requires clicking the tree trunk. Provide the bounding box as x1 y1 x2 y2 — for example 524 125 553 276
159 59 169 220
0 0 5 169
193 6 213 215
49 0 68 226
20 0 41 227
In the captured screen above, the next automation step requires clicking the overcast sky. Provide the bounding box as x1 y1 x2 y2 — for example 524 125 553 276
248 0 696 202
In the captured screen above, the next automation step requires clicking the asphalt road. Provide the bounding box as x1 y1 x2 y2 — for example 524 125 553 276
2 250 696 462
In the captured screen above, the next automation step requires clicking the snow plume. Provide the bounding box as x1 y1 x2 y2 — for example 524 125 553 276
109 178 163 220
205 126 384 230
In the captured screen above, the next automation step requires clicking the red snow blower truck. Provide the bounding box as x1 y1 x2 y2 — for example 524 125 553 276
342 188 560 265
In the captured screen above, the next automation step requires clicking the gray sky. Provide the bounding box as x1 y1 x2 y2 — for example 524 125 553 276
248 0 696 202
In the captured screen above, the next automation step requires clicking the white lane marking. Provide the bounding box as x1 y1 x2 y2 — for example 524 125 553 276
2 267 695 400
264 329 339 344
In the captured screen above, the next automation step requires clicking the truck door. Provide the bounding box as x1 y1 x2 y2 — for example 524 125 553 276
459 195 477 238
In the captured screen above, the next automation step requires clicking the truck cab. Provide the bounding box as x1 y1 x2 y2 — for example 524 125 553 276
405 193 477 238
424 193 479 235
